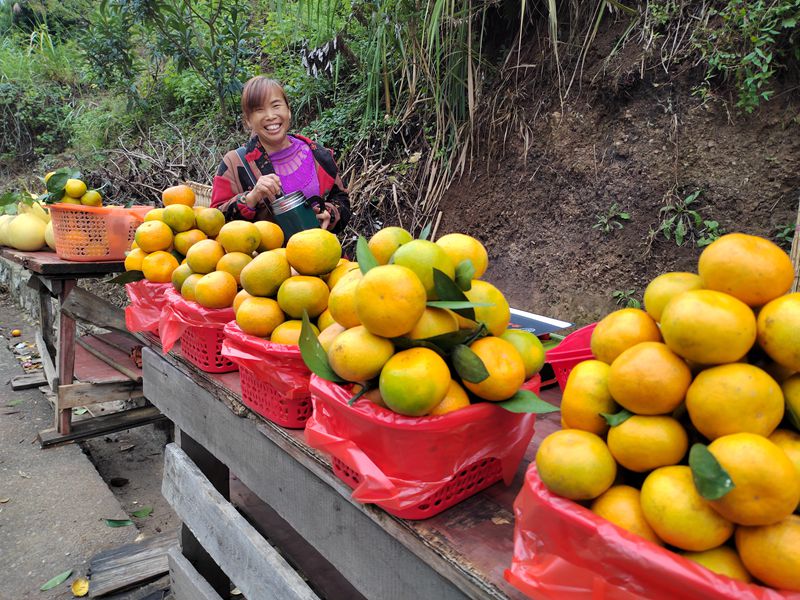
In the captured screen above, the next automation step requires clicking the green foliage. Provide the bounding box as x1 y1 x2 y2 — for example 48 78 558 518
648 189 724 248
592 202 630 234
774 223 796 249
611 289 641 309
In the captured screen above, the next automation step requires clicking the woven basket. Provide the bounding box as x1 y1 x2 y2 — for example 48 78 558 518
185 181 212 208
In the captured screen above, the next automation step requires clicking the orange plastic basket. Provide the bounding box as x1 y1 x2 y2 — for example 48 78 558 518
49 204 150 262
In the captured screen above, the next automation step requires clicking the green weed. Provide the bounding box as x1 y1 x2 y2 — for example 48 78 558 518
774 223 796 249
612 290 641 309
649 190 724 248
593 203 630 234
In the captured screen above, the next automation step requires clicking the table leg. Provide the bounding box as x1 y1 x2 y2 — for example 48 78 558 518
178 429 231 597
56 280 76 434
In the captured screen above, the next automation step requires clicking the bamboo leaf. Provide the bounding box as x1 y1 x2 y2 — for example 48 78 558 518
298 312 346 383
107 270 145 284
452 344 489 383
601 409 633 426
689 443 735 500
418 221 432 241
105 519 134 527
40 569 72 591
432 268 476 319
497 389 560 413
356 235 378 274
455 259 475 291
131 507 153 518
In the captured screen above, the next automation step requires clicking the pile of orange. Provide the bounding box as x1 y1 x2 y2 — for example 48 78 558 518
536 232 800 592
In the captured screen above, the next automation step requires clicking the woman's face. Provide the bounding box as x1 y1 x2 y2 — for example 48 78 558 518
246 88 291 149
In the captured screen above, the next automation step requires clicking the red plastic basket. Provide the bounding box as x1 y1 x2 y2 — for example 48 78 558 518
239 366 312 429
49 204 150 262
545 323 597 391
180 325 238 373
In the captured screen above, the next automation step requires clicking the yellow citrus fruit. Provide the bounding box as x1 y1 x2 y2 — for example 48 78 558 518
64 178 87 198
327 262 360 290
368 226 413 265
535 429 617 500
686 363 784 440
607 415 688 472
379 348 451 416
463 336 526 401
173 229 207 256
318 323 346 353
124 248 147 271
607 342 692 415
643 272 703 322
590 485 662 545
80 190 102 207
195 208 225 238
435 233 489 279
769 429 800 487
463 280 510 336
171 263 193 292
590 308 662 364
277 275 330 319
640 466 734 551
500 329 546 379
392 239 455 300
736 515 800 591
236 297 285 337
162 184 195 207
707 433 800 526
317 308 336 331
239 250 292 297
407 307 458 340
216 252 253 286
355 264 427 337
285 229 342 275
44 170 55 182
180 273 203 301
141 251 179 283
428 379 471 416
757 293 800 372
144 208 164 222
134 221 173 253
327 325 394 381
185 239 225 274
216 220 261 254
327 276 362 329
698 233 794 307
560 359 618 435
232 289 253 314
681 546 752 583
161 204 195 233
194 271 238 309
254 220 284 251
661 290 757 365
60 196 82 205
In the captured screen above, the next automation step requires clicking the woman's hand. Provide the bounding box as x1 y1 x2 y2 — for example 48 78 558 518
245 174 282 206
314 202 340 231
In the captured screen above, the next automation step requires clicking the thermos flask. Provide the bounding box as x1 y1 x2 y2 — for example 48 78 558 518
270 191 320 241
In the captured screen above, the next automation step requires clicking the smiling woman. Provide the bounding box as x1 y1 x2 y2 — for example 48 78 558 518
211 76 351 234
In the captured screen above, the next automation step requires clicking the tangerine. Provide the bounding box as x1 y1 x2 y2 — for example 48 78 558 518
392 239 455 299
124 248 147 271
463 336 526 401
407 307 458 340
591 308 662 364
185 239 225 274
271 320 311 345
435 233 489 279
591 485 662 545
194 271 238 309
643 272 703 322
535 430 617 500
681 546 752 583
180 274 203 301
500 329 546 379
217 220 261 254
216 252 253 286
285 229 342 275
367 226 413 265
162 184 195 207
327 326 394 381
355 265 427 337
607 415 688 472
141 251 178 283
736 515 800 591
254 220 284 251
277 275 330 319
560 359 618 435
173 229 207 256
162 204 196 233
464 280 510 336
236 297 285 337
379 348 451 416
239 250 291 297
195 208 225 237
428 379 471 416
134 221 173 253
757 293 800 372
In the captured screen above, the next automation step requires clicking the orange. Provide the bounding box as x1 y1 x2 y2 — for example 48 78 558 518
185 239 225 274
392 239 455 300
216 220 261 254
681 546 752 583
407 307 458 340
173 229 207 256
640 466 734 551
171 263 193 292
769 429 800 485
736 515 800 591
463 280 510 336
271 320 312 345
607 342 692 415
428 379 471 415
757 293 800 372
277 275 330 319
590 485 662 545
194 208 225 238
500 329 546 379
162 184 195 207
327 326 394 381
64 178 87 198
162 204 196 233
535 429 617 500
194 271 238 309
80 190 102 207
352 385 387 408
232 289 253 314
235 297 285 337
327 261 360 290
698 233 794 307
254 220 284 251
144 208 164 222
285 229 342 275
216 252 253 285
643 272 703 322
134 221 173 253
180 273 203 301
239 250 291 297
318 323 346 353
435 233 489 279
378 348 451 416
660 289 756 365
590 308 662 364
355 264 427 337
686 363 784 440
368 226 413 265
317 308 336 331
707 433 800 526
141 251 179 283
560 359 618 435
463 336 526 401
124 248 147 271
327 276 362 329
607 415 688 472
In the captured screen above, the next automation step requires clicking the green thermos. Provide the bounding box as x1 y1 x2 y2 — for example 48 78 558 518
270 191 320 241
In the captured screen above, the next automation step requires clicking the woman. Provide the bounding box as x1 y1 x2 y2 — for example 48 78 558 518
211 76 351 234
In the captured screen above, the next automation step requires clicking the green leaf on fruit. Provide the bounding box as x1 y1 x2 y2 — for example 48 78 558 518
40 569 72 591
356 235 378 274
420 325 487 353
452 344 489 383
298 312 345 383
455 259 475 291
601 409 633 427
689 443 734 500
107 270 145 284
497 389 560 414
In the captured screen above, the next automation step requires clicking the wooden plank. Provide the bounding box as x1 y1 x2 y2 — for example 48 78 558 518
38 405 166 447
60 286 131 336
0 247 125 277
88 530 176 597
58 380 143 409
57 279 76 433
35 332 56 388
73 341 139 385
10 372 48 390
167 547 223 600
162 444 321 600
76 337 141 382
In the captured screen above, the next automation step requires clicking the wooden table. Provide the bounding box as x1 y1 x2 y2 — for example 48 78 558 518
140 336 562 600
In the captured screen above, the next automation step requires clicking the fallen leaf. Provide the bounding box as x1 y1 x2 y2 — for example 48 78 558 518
105 519 134 527
231 588 242 596
119 443 135 452
71 577 89 597
40 569 72 591
491 516 511 525
18 470 30 478
131 507 153 518
72 407 88 415
6 399 23 407
0 497 9 503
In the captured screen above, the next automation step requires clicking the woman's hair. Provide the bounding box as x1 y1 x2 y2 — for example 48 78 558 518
241 76 289 120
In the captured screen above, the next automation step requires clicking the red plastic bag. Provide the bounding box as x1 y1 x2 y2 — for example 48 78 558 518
505 465 800 600
124 280 171 334
159 287 234 353
305 374 536 512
